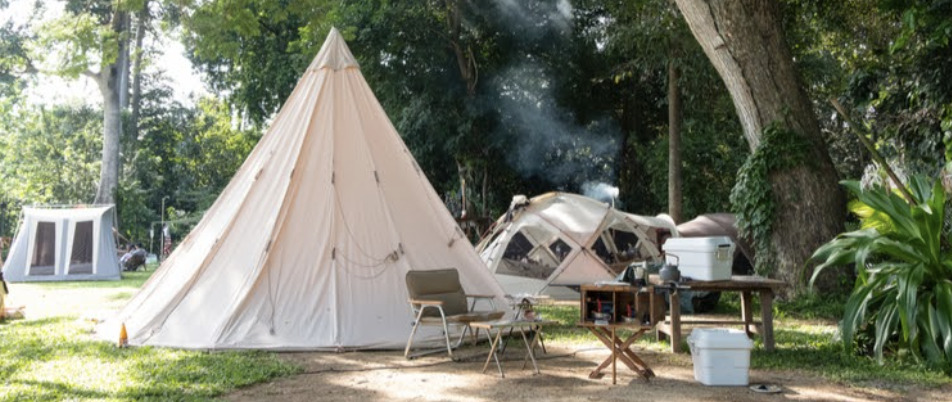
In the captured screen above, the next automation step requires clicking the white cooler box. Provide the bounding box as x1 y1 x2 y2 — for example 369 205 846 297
688 328 753 386
662 236 735 281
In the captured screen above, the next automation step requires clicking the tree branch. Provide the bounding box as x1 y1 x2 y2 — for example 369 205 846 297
829 98 916 205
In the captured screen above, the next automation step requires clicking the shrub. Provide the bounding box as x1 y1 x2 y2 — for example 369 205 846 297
810 176 952 372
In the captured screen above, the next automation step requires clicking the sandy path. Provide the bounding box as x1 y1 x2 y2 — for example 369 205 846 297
227 342 950 402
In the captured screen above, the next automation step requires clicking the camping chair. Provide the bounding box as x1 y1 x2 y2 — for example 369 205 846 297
404 268 505 359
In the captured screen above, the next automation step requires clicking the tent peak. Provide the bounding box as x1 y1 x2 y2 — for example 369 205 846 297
308 27 359 71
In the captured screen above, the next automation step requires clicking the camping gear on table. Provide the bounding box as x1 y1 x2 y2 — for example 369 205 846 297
660 254 681 282
2 205 121 282
98 28 508 350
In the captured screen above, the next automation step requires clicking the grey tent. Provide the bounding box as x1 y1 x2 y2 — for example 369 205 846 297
2 205 121 282
676 213 754 274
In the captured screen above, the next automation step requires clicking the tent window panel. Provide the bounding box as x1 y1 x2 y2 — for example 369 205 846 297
29 221 56 276
612 229 642 261
548 238 571 263
498 230 559 280
502 232 533 260
592 237 613 264
69 220 94 274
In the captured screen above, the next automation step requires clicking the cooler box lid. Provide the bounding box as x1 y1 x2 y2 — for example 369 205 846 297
663 236 734 253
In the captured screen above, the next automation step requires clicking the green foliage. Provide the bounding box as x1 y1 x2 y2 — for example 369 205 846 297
784 0 951 179
114 71 259 244
640 116 746 218
730 123 813 275
0 318 300 400
32 11 108 77
810 176 952 372
0 104 102 213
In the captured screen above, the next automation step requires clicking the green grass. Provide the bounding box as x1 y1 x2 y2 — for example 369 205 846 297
0 317 301 401
753 322 949 386
537 299 952 388
22 268 156 290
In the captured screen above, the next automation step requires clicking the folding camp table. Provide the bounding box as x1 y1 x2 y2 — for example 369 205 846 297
472 319 557 378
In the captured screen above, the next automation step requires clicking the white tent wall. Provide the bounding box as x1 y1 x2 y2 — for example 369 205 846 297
1 206 121 282
101 29 508 350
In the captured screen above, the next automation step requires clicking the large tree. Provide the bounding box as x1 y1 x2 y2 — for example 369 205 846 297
28 0 153 204
674 0 846 294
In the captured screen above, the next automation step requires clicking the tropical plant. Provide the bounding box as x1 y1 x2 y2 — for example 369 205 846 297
810 176 952 372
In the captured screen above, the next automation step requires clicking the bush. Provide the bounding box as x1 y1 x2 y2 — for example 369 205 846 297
810 176 952 372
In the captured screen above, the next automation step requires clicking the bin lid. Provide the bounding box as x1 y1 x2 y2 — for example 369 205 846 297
663 236 734 252
687 328 754 349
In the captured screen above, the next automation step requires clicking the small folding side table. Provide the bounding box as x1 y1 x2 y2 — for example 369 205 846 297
471 319 557 378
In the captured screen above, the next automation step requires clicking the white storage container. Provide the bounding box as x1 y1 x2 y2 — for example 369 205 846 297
662 236 734 281
687 328 754 386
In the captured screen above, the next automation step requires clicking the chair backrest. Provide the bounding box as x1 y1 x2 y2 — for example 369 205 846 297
406 268 468 316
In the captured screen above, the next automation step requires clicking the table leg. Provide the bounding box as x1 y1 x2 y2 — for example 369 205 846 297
761 289 775 351
741 290 753 338
670 289 682 353
616 329 654 379
520 327 540 374
481 328 505 377
611 326 617 385
587 327 653 381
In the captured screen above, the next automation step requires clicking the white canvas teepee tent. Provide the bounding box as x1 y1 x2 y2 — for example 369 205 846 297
2 206 121 282
101 28 507 350
475 193 678 296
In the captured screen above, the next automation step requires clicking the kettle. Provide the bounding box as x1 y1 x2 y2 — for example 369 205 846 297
660 253 680 282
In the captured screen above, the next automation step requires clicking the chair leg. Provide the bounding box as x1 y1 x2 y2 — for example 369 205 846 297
405 311 425 359
441 317 454 358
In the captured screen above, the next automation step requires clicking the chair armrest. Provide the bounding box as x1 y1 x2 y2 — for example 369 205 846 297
409 299 444 306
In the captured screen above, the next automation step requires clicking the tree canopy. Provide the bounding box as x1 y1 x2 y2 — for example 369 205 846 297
1 0 949 295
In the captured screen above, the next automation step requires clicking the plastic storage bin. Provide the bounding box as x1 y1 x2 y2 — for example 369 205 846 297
687 328 753 386
662 236 735 281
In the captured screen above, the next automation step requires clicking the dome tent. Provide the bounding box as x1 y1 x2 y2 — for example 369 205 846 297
476 193 678 296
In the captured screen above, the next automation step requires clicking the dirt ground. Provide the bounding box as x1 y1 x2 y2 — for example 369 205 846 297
226 341 951 402
6 282 952 401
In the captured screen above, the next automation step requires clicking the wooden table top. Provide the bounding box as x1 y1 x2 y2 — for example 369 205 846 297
471 319 558 330
649 274 786 291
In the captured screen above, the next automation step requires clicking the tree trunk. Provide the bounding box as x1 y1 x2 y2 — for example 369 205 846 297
118 12 131 110
667 61 683 223
94 11 127 205
130 2 149 141
443 0 477 97
675 0 846 296
95 69 122 204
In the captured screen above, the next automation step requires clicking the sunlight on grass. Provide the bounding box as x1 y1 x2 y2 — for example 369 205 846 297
537 300 952 387
0 317 300 401
107 291 135 301
21 270 155 290
753 320 950 386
